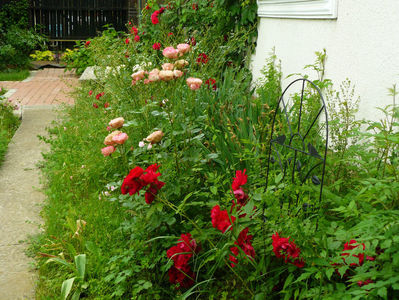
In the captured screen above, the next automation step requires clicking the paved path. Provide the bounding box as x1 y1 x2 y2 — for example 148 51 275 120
0 69 77 299
0 68 77 105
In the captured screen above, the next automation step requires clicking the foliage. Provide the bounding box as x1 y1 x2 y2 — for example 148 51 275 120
0 0 29 30
0 25 47 70
0 91 20 164
30 50 55 61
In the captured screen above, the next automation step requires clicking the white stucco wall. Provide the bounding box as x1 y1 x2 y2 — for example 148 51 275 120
252 0 399 121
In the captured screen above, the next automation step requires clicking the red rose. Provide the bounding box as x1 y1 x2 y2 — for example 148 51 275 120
192 3 198 10
145 4 151 10
84 40 91 47
144 180 165 204
92 103 98 108
205 78 217 90
167 233 199 288
104 102 109 108
168 32 173 36
232 169 247 191
153 42 161 50
272 232 305 268
196 53 208 64
134 35 140 42
211 205 236 233
130 26 138 35
229 228 255 267
121 166 145 195
151 11 159 24
88 90 93 96
190 37 196 46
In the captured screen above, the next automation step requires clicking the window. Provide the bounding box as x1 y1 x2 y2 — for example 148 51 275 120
257 0 338 19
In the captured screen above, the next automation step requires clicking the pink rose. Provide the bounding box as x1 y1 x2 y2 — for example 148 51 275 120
104 130 122 146
173 70 183 78
162 47 179 59
112 132 129 145
109 117 124 129
101 146 115 157
177 43 190 55
186 77 202 90
162 63 174 70
131 70 145 81
159 70 174 81
144 79 150 84
148 69 160 82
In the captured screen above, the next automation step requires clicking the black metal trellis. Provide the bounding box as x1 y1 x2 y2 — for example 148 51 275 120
264 78 328 217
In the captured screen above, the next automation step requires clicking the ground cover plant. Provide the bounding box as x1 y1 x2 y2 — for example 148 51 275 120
32 1 399 299
0 88 20 164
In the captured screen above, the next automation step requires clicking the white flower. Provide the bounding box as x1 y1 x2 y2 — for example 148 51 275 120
139 141 145 148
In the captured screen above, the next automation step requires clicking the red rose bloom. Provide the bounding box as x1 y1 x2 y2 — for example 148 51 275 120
272 232 305 268
121 166 145 195
144 180 165 204
341 239 374 266
167 233 199 288
84 40 91 47
88 90 93 96
229 228 255 267
134 35 140 42
205 78 217 90
196 53 208 64
130 26 138 35
232 169 247 191
151 11 160 24
125 38 130 44
145 4 151 10
192 3 198 10
92 103 98 108
153 42 161 50
168 32 173 36
211 205 236 233
104 102 109 108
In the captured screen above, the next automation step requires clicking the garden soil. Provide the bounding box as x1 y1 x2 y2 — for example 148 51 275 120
0 106 57 299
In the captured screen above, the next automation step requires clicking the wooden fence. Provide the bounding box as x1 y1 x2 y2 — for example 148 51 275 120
29 0 143 41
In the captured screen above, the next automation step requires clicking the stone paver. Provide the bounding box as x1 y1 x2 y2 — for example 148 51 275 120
0 68 77 106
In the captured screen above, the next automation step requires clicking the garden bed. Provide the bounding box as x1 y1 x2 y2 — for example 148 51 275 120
32 1 399 299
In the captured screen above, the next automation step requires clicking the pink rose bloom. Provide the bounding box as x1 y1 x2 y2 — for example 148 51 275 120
109 117 124 129
159 70 174 81
112 132 129 145
173 70 183 78
186 77 203 90
162 63 174 71
177 43 190 54
131 80 136 86
148 69 160 82
162 47 179 59
144 79 150 84
101 146 115 157
131 70 145 81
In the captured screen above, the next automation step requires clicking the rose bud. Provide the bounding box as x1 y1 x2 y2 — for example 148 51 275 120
109 117 124 129
162 63 174 70
101 146 115 156
145 130 164 144
159 70 174 81
112 132 129 145
174 59 189 69
104 130 122 146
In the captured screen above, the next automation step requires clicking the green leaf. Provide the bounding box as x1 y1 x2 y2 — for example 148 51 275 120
210 186 218 195
326 268 334 280
61 277 75 300
377 287 387 298
381 239 392 249
71 290 81 300
294 272 312 283
46 257 73 269
74 254 86 279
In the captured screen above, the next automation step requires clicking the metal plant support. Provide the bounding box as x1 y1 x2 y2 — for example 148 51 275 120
264 78 328 218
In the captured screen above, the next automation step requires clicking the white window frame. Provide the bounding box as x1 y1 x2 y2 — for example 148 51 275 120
257 0 338 19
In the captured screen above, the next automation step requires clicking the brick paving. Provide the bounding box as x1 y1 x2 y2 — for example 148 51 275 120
0 68 78 106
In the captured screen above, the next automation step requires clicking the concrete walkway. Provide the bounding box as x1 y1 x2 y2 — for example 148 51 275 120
0 69 77 299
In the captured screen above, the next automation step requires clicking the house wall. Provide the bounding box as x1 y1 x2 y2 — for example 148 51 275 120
251 0 399 121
